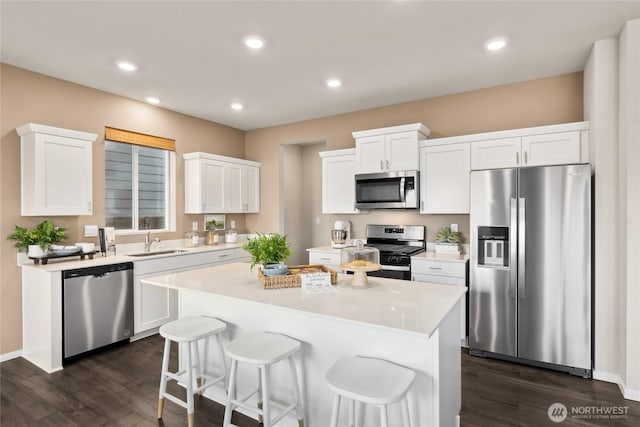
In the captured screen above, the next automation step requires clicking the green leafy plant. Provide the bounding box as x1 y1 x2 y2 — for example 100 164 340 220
435 227 461 244
241 232 292 270
6 219 67 251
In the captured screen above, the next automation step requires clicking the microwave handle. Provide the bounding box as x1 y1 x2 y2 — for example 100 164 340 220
399 177 406 202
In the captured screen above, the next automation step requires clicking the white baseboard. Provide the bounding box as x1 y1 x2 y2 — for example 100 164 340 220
0 349 22 363
593 370 640 402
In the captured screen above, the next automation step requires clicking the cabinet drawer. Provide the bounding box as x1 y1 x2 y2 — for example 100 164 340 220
412 273 464 286
411 259 465 278
134 249 235 275
309 252 341 266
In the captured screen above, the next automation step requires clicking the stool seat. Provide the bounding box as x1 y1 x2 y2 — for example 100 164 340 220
326 356 415 405
159 316 226 342
225 331 301 365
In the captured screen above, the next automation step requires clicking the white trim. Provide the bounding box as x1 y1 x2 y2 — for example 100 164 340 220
0 349 22 362
593 370 640 402
16 123 97 141
182 151 261 167
352 122 430 138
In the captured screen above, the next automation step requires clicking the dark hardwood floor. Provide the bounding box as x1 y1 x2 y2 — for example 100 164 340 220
1 335 639 426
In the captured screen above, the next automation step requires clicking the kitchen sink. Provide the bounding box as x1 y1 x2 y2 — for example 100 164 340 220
126 249 189 257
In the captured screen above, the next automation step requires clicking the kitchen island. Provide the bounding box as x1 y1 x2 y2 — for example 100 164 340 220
142 262 465 427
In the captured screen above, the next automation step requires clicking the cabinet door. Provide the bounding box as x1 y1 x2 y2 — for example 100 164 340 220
244 165 260 212
322 153 358 214
355 135 386 173
25 134 92 215
521 131 582 167
420 143 470 213
201 160 227 212
386 131 419 171
134 272 177 334
227 163 243 212
470 137 521 170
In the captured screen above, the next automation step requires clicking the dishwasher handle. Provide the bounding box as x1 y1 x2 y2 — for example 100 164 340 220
63 262 133 279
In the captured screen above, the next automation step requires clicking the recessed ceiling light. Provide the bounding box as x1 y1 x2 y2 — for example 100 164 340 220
231 102 244 111
145 96 160 105
244 36 264 49
118 61 138 71
485 38 507 51
326 78 342 88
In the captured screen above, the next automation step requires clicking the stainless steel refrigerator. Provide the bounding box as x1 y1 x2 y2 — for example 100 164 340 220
469 164 592 377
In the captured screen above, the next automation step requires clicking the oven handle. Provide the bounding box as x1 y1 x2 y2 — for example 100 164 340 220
379 265 410 272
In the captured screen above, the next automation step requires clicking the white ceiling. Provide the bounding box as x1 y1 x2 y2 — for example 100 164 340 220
2 1 639 131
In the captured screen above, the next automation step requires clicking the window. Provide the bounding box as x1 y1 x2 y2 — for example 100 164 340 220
104 127 176 233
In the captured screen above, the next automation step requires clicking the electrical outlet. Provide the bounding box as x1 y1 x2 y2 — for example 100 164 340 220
230 220 236 229
84 225 98 237
451 223 458 232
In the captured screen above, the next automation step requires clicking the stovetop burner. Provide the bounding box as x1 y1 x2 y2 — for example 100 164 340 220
365 225 426 267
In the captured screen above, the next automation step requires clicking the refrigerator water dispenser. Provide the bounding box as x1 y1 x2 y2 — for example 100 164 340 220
477 226 509 267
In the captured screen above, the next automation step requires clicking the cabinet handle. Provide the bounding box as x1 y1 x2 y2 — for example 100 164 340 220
219 254 228 258
524 151 528 164
386 160 389 169
516 152 520 164
380 160 384 170
320 257 331 261
421 200 424 211
428 267 443 270
87 201 91 211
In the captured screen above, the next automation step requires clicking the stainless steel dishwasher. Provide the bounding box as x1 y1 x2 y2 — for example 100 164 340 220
62 262 133 363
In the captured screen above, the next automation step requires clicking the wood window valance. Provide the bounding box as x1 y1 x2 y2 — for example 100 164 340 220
105 126 175 151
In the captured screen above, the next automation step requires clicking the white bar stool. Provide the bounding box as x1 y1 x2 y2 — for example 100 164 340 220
157 316 227 427
222 331 305 427
326 356 416 427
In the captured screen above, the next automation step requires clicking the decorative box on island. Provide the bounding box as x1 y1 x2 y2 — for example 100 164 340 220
340 241 381 287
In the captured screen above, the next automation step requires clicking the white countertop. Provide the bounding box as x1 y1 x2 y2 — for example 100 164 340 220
17 242 247 272
141 261 466 338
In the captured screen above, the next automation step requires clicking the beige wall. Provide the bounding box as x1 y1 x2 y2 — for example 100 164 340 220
245 73 584 249
0 64 246 354
0 64 584 356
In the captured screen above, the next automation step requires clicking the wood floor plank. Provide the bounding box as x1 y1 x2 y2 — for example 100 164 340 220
2 335 640 426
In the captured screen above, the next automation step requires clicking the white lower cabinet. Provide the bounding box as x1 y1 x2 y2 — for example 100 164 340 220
133 249 237 336
411 257 468 346
308 248 342 272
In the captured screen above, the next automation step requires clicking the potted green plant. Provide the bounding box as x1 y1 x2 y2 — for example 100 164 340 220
434 227 462 255
241 232 292 275
7 219 67 257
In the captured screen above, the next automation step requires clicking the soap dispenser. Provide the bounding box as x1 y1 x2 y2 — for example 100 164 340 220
184 221 200 247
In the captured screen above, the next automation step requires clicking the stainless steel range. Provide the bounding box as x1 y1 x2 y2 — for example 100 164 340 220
365 224 426 280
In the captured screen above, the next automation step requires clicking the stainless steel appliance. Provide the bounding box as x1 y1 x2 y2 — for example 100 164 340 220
364 224 425 280
331 220 351 248
355 170 418 209
469 164 592 377
62 262 134 363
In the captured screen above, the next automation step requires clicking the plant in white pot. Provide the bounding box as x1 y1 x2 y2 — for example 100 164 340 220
434 227 462 255
6 219 67 257
241 232 292 276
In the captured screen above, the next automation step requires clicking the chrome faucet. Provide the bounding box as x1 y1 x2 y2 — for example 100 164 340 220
144 231 160 252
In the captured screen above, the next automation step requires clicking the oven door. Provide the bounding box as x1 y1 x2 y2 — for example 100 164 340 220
355 171 418 209
367 266 412 280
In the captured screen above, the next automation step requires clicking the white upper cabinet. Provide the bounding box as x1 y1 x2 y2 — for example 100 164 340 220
184 152 260 214
469 122 589 170
17 123 97 216
419 142 470 214
319 148 359 214
353 123 430 173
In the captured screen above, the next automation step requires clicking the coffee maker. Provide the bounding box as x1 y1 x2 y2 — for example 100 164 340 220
331 220 351 248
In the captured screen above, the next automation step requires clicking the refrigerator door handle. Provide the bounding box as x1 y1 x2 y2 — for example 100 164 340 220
509 197 518 299
518 198 526 299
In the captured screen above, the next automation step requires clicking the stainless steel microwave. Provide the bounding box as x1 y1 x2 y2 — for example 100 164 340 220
354 170 419 209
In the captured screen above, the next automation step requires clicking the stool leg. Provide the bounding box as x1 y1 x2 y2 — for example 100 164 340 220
193 340 203 393
288 355 305 426
260 364 272 427
257 367 263 423
157 338 171 419
354 400 363 427
379 405 389 427
223 359 238 427
330 394 341 427
185 342 195 427
216 332 228 389
401 397 411 427
348 399 355 427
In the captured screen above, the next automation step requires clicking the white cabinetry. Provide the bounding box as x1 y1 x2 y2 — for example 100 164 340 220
419 142 470 214
470 125 589 170
133 249 237 336
16 123 97 216
307 247 342 272
411 256 468 346
184 152 260 213
319 149 358 214
353 123 430 173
